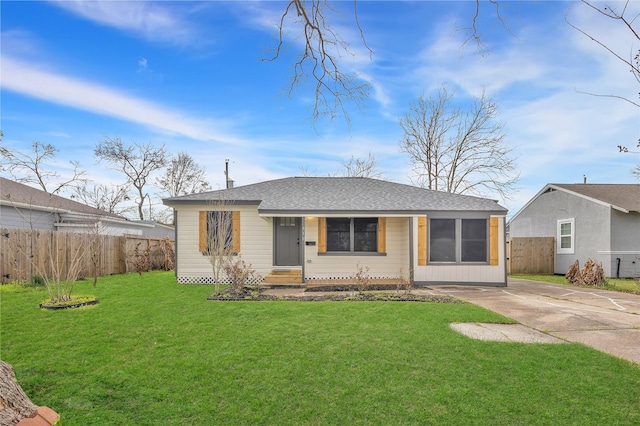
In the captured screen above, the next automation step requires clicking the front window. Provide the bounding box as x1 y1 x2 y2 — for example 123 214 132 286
429 218 488 263
327 218 378 253
430 219 456 262
557 219 574 254
461 219 487 262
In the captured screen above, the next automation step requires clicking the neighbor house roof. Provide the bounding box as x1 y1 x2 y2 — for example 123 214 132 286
551 184 640 213
509 183 640 224
0 177 124 218
163 177 508 215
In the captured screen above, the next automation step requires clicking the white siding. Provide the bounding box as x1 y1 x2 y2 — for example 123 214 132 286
412 216 506 285
303 217 410 280
175 205 273 283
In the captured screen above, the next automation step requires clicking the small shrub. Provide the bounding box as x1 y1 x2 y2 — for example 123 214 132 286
28 274 48 287
566 260 581 284
566 258 606 287
133 242 151 277
224 257 260 295
580 259 606 287
396 270 413 295
351 264 371 294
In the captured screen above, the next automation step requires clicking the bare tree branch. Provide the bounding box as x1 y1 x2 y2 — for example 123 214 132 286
0 141 88 195
463 0 516 50
72 181 131 215
264 0 372 124
566 0 640 107
339 152 383 178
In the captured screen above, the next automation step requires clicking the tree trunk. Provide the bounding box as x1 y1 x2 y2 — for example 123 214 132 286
0 360 38 425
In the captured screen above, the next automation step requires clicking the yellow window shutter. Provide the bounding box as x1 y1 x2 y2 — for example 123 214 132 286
418 216 427 266
232 211 241 253
199 211 207 252
490 217 499 266
377 217 386 253
318 217 326 253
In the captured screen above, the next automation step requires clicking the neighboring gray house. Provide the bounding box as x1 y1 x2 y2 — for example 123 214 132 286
508 183 640 278
163 177 508 286
1 177 174 239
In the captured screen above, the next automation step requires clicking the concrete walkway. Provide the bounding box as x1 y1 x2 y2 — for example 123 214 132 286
427 278 640 364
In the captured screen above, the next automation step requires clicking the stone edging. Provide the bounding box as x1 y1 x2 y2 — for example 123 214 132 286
40 299 99 310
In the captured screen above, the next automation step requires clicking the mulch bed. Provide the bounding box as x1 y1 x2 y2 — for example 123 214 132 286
207 287 463 303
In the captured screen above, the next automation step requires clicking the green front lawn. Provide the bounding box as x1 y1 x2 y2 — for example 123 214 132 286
2 272 639 425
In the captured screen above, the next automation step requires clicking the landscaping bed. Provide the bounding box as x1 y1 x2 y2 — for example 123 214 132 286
207 287 464 303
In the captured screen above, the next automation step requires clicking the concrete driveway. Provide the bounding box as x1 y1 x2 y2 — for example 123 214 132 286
427 278 640 364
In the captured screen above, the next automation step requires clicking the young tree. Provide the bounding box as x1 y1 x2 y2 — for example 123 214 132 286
3 195 92 304
339 152 383 178
202 204 237 295
94 137 167 220
156 151 211 197
398 85 519 200
0 140 87 195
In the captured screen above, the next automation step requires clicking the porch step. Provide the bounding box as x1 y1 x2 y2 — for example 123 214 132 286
263 269 303 285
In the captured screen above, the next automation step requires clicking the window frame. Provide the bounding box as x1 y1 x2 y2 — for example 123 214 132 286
325 217 379 254
428 218 489 264
557 218 575 255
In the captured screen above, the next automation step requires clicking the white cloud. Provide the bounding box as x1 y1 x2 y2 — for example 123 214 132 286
1 55 245 144
50 0 203 47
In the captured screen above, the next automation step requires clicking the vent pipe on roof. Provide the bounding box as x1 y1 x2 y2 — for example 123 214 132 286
225 159 234 189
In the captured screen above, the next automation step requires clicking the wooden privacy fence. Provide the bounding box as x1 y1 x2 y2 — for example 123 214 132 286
0 228 174 284
507 237 555 275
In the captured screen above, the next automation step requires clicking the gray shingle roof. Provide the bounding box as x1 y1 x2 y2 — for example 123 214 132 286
0 177 124 218
552 184 640 213
163 177 507 215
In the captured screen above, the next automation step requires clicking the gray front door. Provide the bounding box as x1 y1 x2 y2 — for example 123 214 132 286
275 217 302 266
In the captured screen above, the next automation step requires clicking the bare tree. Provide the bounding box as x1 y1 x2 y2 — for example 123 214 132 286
72 181 131 215
399 85 519 200
95 137 167 220
339 152 383 178
266 0 372 124
0 140 87 195
156 151 210 197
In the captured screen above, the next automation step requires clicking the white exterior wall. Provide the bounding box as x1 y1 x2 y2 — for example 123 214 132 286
303 217 410 280
175 205 273 283
412 216 506 285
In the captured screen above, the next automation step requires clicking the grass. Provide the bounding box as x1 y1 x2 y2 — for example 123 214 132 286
511 274 640 294
1 272 639 425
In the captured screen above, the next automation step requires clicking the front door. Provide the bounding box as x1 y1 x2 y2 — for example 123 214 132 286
275 217 302 266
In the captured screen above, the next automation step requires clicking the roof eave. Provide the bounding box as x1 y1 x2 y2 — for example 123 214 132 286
258 209 508 217
163 199 261 207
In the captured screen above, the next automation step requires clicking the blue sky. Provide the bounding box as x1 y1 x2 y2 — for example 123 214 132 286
1 0 638 219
